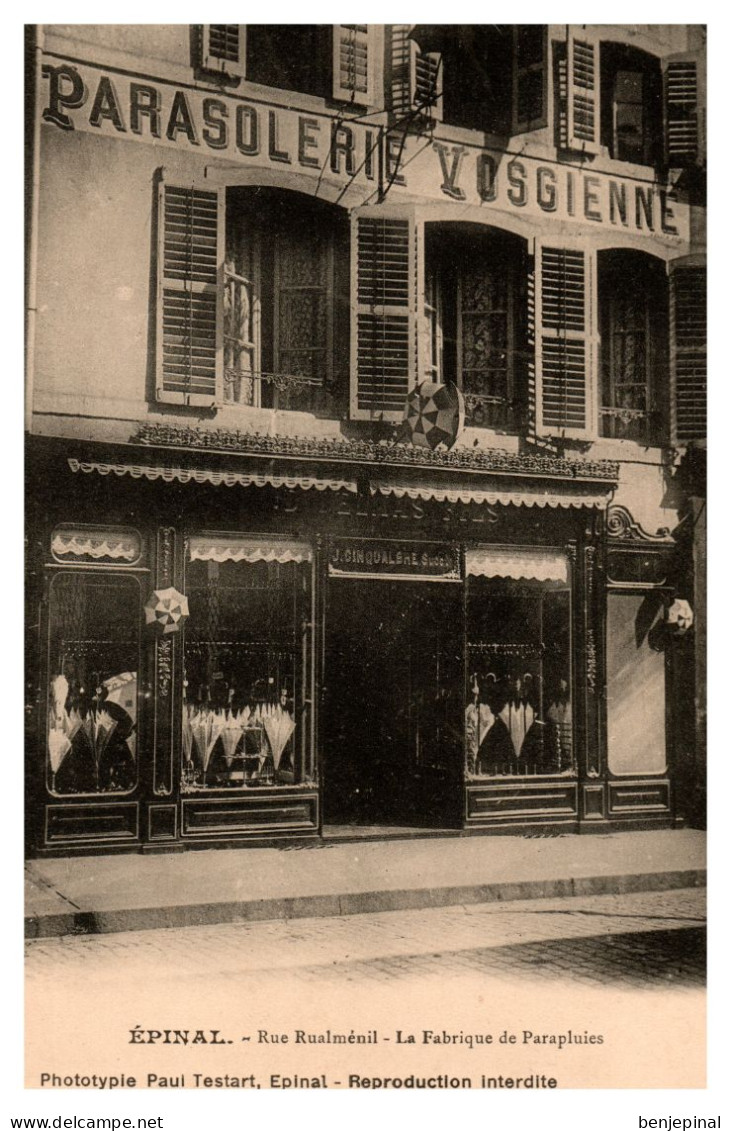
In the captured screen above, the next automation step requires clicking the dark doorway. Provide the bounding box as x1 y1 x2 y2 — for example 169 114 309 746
323 580 463 827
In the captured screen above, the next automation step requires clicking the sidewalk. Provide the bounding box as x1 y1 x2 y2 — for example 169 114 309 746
25 828 706 939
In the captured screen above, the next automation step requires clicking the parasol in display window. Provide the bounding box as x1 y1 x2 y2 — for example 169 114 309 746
262 703 296 772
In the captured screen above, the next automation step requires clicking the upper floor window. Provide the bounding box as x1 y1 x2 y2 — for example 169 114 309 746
224 189 349 413
199 24 376 106
424 225 528 431
600 43 662 166
410 25 547 135
155 184 703 444
156 182 348 414
598 250 668 444
246 25 329 98
556 33 698 174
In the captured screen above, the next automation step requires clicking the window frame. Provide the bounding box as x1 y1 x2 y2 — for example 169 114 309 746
612 68 647 164
598 249 669 445
181 532 316 792
221 189 345 413
465 555 575 780
456 258 517 428
272 222 335 409
512 25 549 134
45 568 145 799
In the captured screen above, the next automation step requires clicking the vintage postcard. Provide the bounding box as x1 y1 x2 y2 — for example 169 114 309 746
23 20 707 1097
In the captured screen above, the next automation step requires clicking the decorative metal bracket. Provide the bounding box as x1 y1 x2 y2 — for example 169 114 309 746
606 505 674 543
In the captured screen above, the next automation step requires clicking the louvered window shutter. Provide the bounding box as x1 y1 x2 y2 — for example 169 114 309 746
201 25 246 77
670 265 706 444
332 25 375 106
567 34 600 152
665 59 699 166
350 212 417 421
390 25 442 124
156 180 223 407
535 244 595 439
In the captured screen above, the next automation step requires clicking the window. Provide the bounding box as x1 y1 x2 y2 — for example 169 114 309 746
47 573 141 796
200 25 376 105
601 43 662 166
513 25 548 132
410 25 546 136
182 538 314 791
156 182 352 414
390 25 442 126
465 550 573 779
598 250 668 443
606 592 667 775
424 225 528 431
246 26 329 98
224 190 349 413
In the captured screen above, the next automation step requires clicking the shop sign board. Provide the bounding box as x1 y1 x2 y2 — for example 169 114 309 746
328 539 461 582
39 57 690 247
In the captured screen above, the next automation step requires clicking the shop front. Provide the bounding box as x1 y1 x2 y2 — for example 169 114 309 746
25 431 682 856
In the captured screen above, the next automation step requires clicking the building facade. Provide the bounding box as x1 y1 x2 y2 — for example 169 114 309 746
25 24 707 855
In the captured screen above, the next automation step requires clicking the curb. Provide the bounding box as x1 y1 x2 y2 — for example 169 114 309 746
24 867 706 940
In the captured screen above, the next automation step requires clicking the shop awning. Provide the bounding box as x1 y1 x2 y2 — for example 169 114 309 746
370 480 612 509
67 459 357 494
51 527 140 561
466 547 569 582
189 536 313 564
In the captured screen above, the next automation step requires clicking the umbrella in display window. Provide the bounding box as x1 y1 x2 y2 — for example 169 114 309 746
263 706 296 771
144 588 190 634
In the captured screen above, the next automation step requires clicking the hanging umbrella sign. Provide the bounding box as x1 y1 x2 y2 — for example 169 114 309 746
144 587 190 635
400 380 465 451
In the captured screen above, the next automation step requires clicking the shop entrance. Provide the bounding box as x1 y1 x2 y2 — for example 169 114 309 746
323 579 463 829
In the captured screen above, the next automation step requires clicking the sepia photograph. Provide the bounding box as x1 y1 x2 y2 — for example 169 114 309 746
23 20 707 1095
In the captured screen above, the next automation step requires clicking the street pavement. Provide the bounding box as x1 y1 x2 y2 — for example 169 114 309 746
25 886 705 992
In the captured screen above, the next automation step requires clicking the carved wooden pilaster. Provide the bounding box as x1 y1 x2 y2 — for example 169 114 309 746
584 544 600 778
313 532 325 788
153 527 176 796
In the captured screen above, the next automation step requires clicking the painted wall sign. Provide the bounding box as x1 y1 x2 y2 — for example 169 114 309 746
40 58 690 246
328 539 461 582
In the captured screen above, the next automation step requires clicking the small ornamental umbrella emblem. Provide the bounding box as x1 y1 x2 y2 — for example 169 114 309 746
144 587 190 634
400 381 465 451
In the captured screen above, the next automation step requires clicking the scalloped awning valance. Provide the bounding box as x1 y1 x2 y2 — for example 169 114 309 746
67 459 357 494
466 547 569 582
371 481 611 509
51 527 140 561
189 537 313 565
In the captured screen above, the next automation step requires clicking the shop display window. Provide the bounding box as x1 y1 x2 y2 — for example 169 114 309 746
465 549 573 778
182 537 313 790
606 591 667 775
47 573 141 795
